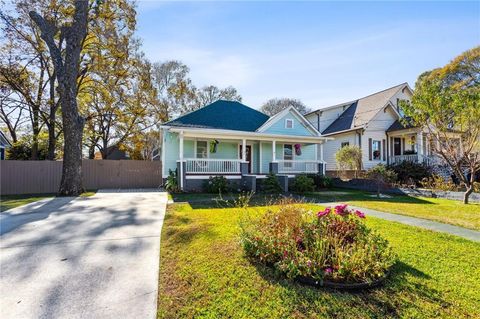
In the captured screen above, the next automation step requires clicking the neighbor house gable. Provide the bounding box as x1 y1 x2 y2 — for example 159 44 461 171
256 107 320 137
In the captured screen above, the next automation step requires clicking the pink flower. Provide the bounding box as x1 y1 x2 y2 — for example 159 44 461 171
355 210 366 218
307 260 312 267
334 204 348 215
317 207 331 217
324 267 333 274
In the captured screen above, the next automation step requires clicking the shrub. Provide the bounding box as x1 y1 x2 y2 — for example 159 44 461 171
165 169 180 193
263 173 283 194
335 145 362 178
291 175 315 193
309 174 333 189
205 176 229 193
365 164 397 198
389 161 432 186
474 182 480 193
420 175 458 192
240 203 396 284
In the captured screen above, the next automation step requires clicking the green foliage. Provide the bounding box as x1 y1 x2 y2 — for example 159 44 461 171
6 138 48 160
366 164 397 197
309 174 333 189
335 145 362 177
420 175 458 192
389 161 432 186
262 173 283 194
240 203 396 283
401 46 480 203
205 176 229 194
290 175 315 193
165 169 180 193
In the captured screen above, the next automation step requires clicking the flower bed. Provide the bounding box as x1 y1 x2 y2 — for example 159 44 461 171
240 203 396 289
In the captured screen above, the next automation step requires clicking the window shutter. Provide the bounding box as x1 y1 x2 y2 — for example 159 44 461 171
368 138 372 161
382 139 386 161
402 138 405 154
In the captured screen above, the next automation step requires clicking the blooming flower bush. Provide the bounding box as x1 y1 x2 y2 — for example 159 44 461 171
240 203 396 285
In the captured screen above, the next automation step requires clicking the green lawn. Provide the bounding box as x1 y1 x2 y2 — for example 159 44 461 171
0 194 53 212
158 200 480 318
1 191 97 212
304 189 480 231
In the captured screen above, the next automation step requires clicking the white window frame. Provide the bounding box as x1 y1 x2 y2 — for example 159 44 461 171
285 119 294 129
194 139 209 159
341 141 350 148
372 140 381 161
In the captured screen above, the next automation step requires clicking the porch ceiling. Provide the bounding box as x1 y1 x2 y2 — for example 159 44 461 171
166 126 332 144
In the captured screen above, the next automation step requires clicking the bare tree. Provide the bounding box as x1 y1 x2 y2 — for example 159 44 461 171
260 98 311 116
29 0 88 195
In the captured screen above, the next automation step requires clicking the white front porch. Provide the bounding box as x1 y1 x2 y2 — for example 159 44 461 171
388 129 435 165
167 127 329 190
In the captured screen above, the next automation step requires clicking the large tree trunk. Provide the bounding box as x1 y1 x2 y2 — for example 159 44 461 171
59 94 84 195
30 1 88 196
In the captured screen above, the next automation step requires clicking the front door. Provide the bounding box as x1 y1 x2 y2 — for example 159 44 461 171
393 138 401 156
239 145 252 173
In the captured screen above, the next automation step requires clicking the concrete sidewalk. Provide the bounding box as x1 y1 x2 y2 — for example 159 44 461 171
319 202 480 242
1 190 168 319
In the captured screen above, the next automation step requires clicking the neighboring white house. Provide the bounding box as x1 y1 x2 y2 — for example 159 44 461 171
305 83 433 172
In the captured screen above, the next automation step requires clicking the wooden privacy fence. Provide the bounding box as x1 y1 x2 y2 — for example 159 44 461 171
0 160 162 195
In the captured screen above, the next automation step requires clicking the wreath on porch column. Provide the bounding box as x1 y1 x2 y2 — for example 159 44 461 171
210 140 219 153
294 143 302 156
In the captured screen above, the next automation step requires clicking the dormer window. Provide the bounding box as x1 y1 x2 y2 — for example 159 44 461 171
285 119 294 129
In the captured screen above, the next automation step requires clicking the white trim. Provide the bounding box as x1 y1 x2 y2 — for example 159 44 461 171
321 126 366 137
161 129 166 178
162 126 333 142
285 118 294 129
256 106 321 136
259 142 262 174
186 175 242 180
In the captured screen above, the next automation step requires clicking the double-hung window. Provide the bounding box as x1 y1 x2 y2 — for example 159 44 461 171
285 119 294 129
372 140 381 160
196 141 208 159
284 144 293 167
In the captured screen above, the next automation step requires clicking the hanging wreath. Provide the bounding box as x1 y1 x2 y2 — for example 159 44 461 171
210 140 219 153
294 143 302 156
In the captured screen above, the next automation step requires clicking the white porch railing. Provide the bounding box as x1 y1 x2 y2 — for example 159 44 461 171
278 160 320 174
185 158 242 174
391 154 436 166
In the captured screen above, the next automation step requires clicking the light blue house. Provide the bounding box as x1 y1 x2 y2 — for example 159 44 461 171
159 100 331 191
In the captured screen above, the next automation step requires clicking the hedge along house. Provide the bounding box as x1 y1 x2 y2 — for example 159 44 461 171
159 100 331 192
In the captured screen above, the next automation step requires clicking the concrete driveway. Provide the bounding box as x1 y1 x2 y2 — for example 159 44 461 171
0 190 167 319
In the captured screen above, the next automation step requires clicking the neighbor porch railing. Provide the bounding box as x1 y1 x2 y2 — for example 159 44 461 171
278 160 320 174
390 154 436 166
185 158 242 174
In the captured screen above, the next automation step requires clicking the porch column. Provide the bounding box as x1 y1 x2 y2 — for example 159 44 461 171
242 139 247 162
319 143 325 175
418 131 424 158
178 131 185 190
272 140 276 161
269 140 278 174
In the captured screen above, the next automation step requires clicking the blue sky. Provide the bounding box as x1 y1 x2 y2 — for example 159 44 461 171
136 1 480 109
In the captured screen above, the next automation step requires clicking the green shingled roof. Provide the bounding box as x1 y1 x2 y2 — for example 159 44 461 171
165 100 270 132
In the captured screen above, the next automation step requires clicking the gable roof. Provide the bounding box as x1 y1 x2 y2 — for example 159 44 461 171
164 100 270 132
318 83 411 135
256 106 320 136
386 118 417 132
